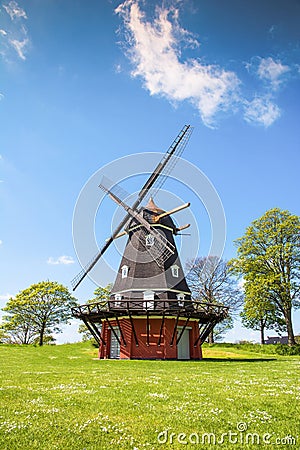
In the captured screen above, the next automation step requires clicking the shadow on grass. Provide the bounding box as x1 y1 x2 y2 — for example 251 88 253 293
197 357 277 362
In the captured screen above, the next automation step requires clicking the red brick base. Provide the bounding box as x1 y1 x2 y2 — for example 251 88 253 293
98 317 202 360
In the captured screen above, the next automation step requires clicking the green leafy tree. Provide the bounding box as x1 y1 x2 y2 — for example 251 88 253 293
1 281 77 346
0 327 9 344
186 256 244 343
240 283 286 344
33 334 56 345
231 208 300 346
78 283 112 341
0 316 37 344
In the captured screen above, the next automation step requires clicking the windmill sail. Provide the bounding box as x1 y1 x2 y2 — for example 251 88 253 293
71 124 192 290
137 226 174 267
99 179 175 266
145 125 193 200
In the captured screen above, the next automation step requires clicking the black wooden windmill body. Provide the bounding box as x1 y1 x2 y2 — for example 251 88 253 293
72 125 228 359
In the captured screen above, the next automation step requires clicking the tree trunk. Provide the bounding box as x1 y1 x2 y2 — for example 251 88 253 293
24 329 28 345
39 323 46 346
260 319 265 345
285 308 296 346
208 329 214 344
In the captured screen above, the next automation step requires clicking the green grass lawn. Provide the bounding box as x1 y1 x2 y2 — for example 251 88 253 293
0 342 299 449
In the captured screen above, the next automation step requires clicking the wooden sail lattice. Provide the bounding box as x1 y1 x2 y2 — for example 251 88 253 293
138 226 174 267
99 176 175 267
146 125 193 201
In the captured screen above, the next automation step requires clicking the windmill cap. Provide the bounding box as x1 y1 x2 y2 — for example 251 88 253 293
145 197 164 214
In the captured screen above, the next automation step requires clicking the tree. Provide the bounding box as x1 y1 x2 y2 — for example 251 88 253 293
211 316 234 342
231 208 300 346
0 316 37 344
0 326 9 344
240 284 286 344
186 256 244 343
1 281 78 346
78 284 112 341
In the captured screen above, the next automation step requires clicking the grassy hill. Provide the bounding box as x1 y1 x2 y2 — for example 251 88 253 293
0 342 299 449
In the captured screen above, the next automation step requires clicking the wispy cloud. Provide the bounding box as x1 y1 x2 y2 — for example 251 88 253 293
47 256 75 265
0 293 13 302
243 56 291 126
244 96 281 128
1 1 29 62
115 0 298 129
115 0 240 127
10 37 29 60
256 57 290 90
3 1 27 21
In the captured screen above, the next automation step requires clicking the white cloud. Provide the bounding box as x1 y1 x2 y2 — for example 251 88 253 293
1 2 29 62
244 96 281 127
268 25 275 36
114 63 122 73
0 240 3 245
0 293 12 302
115 0 240 127
115 1 296 129
3 1 27 21
257 57 290 90
47 256 75 265
10 37 29 60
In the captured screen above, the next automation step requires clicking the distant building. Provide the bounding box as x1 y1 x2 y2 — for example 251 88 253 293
265 336 289 345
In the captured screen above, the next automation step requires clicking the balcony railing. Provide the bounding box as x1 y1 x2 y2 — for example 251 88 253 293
71 298 229 320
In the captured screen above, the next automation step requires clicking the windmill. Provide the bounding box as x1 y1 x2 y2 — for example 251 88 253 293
71 125 228 360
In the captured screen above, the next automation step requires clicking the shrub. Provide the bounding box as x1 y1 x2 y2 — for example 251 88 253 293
275 344 300 355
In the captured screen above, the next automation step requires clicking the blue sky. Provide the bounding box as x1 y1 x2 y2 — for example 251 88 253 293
0 0 299 343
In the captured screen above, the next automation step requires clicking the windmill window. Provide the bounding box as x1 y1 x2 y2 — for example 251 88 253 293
114 294 122 306
177 293 185 306
171 265 179 278
143 290 155 301
121 265 128 279
143 290 155 310
145 234 155 246
143 291 154 309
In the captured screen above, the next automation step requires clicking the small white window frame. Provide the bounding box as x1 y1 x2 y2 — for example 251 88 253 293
177 293 185 306
143 291 155 310
171 265 180 278
114 293 122 307
121 265 129 279
143 290 155 300
145 234 155 247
